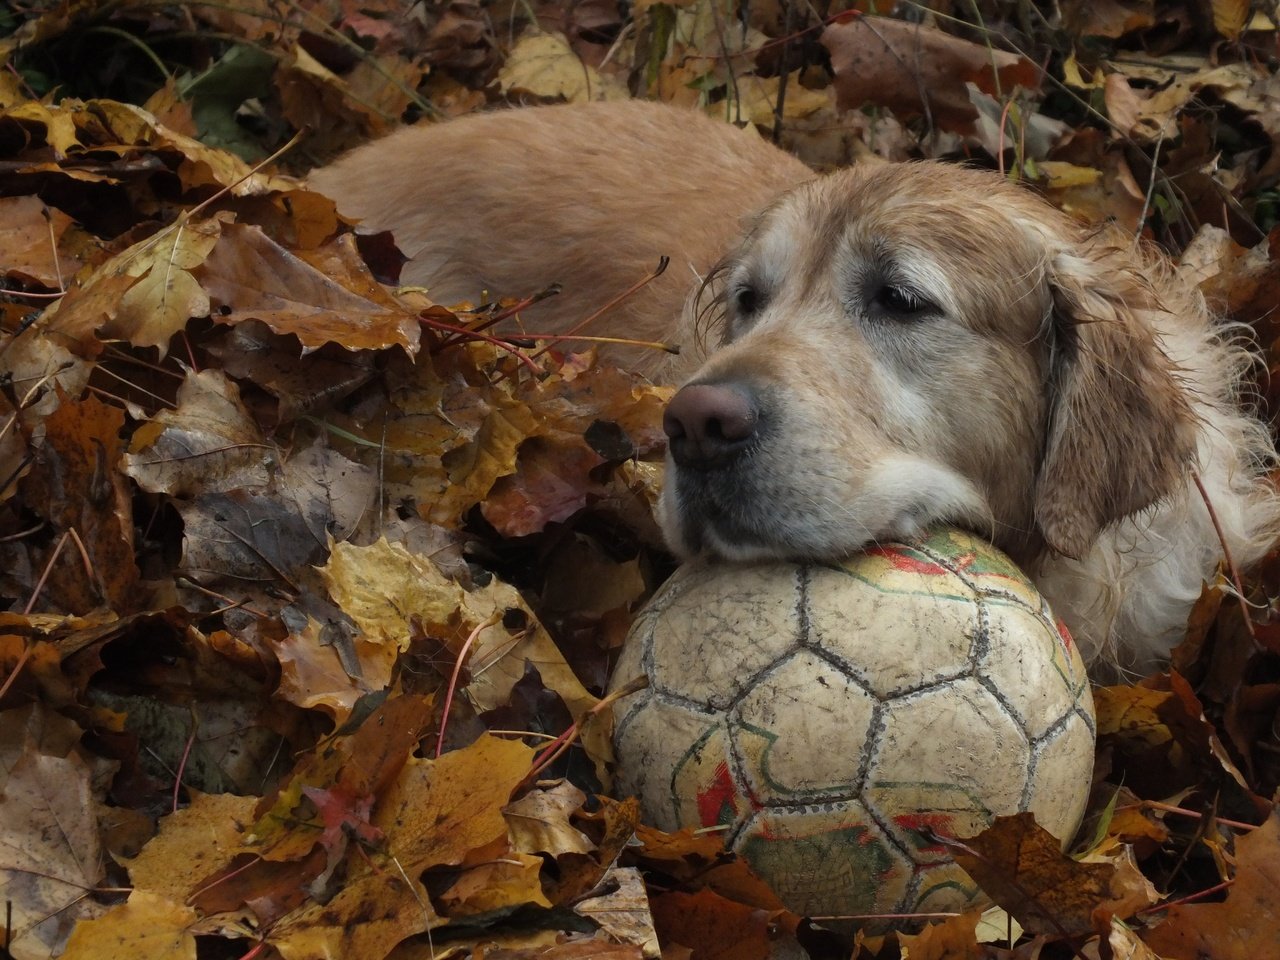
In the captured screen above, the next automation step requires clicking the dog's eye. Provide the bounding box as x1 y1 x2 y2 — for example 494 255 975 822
733 286 761 316
873 284 930 317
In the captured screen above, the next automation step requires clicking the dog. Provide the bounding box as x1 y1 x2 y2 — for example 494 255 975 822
310 99 1280 677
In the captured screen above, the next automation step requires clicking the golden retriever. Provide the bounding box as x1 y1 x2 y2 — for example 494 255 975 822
310 99 1280 676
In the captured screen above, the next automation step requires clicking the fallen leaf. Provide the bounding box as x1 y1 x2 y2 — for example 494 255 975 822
124 792 257 898
0 195 82 288
1212 0 1249 39
822 16 1041 131
41 216 223 356
498 30 628 102
59 890 197 960
20 391 139 613
950 813 1124 937
895 911 983 959
481 437 604 536
1143 812 1280 959
322 537 597 717
124 369 270 497
572 866 659 956
504 780 595 857
0 728 108 960
648 887 782 960
193 222 421 353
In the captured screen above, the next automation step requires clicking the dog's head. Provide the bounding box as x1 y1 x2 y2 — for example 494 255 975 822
658 161 1200 565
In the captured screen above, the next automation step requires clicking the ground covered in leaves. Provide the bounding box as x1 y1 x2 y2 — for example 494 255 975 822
2 1 1280 958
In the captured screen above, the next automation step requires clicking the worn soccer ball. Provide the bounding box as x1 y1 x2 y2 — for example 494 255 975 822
610 528 1095 927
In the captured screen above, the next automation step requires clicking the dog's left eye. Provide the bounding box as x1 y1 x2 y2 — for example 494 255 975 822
873 284 931 317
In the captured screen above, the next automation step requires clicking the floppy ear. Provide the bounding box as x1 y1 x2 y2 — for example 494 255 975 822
1035 243 1200 559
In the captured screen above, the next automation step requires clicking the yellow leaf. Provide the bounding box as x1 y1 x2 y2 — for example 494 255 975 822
61 891 197 960
322 537 598 716
124 792 257 898
1212 0 1249 39
498 31 628 102
727 72 832 128
1061 54 1105 89
1037 161 1103 189
41 215 224 357
268 734 536 959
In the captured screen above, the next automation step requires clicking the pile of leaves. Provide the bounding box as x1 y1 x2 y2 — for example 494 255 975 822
1 1 1279 958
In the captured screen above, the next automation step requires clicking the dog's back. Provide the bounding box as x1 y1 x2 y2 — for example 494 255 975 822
309 100 812 377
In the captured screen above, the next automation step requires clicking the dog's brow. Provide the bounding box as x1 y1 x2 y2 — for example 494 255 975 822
890 250 958 314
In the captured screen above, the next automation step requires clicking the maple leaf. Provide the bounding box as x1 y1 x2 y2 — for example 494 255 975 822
0 708 110 960
948 812 1153 937
123 369 271 498
0 195 83 288
300 782 383 867
1143 811 1280 959
58 890 198 960
19 391 139 614
194 223 421 353
321 537 598 717
40 215 223 357
124 792 257 900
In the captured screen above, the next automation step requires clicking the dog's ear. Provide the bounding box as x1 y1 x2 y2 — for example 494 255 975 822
1035 243 1200 559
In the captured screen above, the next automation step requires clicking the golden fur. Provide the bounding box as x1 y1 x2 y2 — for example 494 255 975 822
311 100 1280 676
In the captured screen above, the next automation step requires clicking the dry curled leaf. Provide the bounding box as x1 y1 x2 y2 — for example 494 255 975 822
822 16 1040 131
1142 812 1280 959
951 812 1137 937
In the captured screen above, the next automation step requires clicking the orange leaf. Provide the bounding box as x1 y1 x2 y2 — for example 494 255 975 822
1143 813 1280 959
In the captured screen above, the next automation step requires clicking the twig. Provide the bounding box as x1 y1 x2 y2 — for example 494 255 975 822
435 613 503 758
1191 470 1260 651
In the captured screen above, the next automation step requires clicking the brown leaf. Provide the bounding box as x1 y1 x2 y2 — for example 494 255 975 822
194 222 421 353
275 44 396 160
481 438 604 537
504 780 595 857
894 911 983 959
0 195 82 288
648 888 782 960
203 321 379 421
1064 0 1156 38
822 16 1040 131
1104 73 1148 138
274 610 395 724
0 721 109 959
20 390 139 613
123 369 269 497
950 812 1120 937
1143 813 1280 959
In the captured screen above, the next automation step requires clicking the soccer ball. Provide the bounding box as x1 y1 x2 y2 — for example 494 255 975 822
610 528 1095 927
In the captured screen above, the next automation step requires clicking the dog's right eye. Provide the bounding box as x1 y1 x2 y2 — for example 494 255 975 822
871 284 932 319
733 286 761 316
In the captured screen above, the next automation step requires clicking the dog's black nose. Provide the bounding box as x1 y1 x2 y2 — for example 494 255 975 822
664 383 759 468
